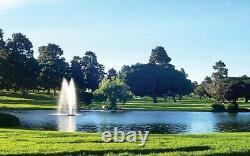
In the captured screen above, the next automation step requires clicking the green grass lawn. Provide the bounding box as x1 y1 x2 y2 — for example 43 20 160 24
0 92 57 110
0 91 249 111
120 98 250 111
0 128 249 156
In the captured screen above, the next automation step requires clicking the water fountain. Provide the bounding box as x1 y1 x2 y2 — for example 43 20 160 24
58 78 78 116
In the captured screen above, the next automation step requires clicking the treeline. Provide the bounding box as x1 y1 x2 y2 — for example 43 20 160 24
194 60 250 112
0 29 105 98
0 29 194 105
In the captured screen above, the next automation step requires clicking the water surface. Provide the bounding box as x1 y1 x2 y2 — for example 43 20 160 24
4 110 250 134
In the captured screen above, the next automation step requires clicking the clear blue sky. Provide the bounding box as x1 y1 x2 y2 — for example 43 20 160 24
0 0 249 82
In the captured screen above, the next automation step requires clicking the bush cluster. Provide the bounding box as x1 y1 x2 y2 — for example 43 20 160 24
227 103 239 113
0 113 20 127
211 103 226 112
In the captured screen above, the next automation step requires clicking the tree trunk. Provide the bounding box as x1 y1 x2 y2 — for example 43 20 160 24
245 97 249 103
178 96 182 101
53 89 56 96
232 98 237 104
47 89 50 94
173 96 176 102
21 89 25 95
152 96 158 103
110 99 117 109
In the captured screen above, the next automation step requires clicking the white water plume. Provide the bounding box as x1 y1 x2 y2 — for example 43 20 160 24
58 78 78 116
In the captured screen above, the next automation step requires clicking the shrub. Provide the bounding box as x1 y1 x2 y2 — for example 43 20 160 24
81 92 93 105
94 78 132 109
0 113 20 127
227 103 239 113
211 103 226 112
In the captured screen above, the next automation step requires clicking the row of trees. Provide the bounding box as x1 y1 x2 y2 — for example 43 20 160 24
0 29 194 107
0 29 105 97
93 46 194 107
94 47 194 107
194 60 250 111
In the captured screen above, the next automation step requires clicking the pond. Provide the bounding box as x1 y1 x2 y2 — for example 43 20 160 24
4 110 250 134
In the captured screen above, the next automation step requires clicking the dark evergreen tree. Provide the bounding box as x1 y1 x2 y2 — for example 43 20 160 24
107 68 117 79
71 56 85 89
81 51 105 91
5 33 39 93
38 43 68 95
0 29 7 89
149 46 174 68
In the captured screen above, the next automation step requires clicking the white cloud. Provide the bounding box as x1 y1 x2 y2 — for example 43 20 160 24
0 0 27 11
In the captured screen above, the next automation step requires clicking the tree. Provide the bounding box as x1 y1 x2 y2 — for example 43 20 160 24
118 65 130 80
194 85 209 99
121 63 193 103
121 63 158 103
71 52 105 105
71 56 85 89
212 60 228 79
206 60 228 102
5 33 39 93
81 51 105 91
107 68 117 79
70 56 87 105
192 81 198 89
203 76 212 84
224 76 250 103
0 29 7 89
38 43 68 95
0 29 3 40
172 71 193 101
149 46 174 68
180 68 188 78
94 78 132 109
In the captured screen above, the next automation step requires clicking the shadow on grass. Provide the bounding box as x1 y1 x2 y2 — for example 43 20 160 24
0 92 55 101
0 99 55 105
8 146 211 156
208 151 250 156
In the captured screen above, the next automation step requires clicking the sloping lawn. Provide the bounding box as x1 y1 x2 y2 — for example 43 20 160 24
0 92 57 110
0 92 249 111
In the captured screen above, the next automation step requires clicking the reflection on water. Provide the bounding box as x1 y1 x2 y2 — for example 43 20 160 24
76 123 189 134
215 121 250 132
58 116 76 132
4 110 250 134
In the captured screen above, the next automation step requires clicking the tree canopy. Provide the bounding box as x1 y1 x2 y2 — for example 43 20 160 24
0 32 39 92
149 46 174 68
94 78 132 108
120 63 193 103
81 51 105 91
38 43 69 95
107 68 117 79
